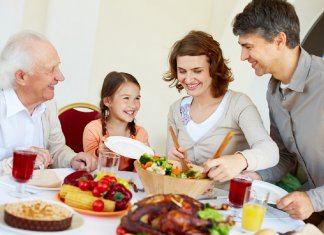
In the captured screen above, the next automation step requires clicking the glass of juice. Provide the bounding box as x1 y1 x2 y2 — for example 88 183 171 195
228 175 253 219
242 186 269 232
10 147 37 198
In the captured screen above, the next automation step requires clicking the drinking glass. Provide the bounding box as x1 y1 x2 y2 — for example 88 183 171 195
98 146 120 176
242 186 269 232
228 175 253 219
10 147 37 198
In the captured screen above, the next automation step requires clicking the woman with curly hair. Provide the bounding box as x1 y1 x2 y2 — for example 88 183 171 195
164 31 278 185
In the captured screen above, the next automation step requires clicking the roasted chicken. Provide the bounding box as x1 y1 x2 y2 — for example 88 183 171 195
120 194 234 235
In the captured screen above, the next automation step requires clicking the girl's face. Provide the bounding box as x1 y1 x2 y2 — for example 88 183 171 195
176 55 212 97
104 82 141 124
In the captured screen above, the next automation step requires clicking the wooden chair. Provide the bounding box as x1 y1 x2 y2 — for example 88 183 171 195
59 103 100 153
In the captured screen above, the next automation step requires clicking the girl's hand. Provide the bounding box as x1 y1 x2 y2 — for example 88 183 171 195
167 146 190 163
203 153 247 182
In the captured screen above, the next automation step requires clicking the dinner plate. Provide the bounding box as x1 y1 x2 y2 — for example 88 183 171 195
0 203 84 234
56 193 131 217
104 136 154 159
252 180 288 204
26 184 61 191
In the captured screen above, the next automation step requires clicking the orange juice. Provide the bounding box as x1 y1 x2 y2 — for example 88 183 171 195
242 203 266 231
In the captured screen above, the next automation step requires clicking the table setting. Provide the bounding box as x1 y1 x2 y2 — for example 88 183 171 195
0 138 307 235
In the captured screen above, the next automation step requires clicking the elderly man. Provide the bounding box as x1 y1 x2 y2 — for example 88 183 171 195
232 0 324 230
0 31 97 172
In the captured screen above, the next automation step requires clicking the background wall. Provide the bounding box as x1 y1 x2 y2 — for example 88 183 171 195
0 0 323 154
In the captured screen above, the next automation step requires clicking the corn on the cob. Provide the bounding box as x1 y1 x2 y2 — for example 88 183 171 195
64 191 115 212
59 184 92 199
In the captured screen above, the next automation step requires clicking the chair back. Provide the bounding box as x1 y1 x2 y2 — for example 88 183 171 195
59 103 100 153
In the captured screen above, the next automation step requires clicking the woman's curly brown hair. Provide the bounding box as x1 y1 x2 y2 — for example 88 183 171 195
163 30 233 98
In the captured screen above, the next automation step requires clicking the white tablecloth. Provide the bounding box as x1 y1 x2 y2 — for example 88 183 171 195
0 169 304 235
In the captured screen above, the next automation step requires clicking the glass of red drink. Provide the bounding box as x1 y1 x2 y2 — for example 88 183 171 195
228 175 253 220
10 147 37 198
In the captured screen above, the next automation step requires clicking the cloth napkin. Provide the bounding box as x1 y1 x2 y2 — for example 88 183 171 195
28 169 62 188
293 223 323 235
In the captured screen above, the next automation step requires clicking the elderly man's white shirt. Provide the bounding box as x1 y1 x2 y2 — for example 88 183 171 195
0 88 46 160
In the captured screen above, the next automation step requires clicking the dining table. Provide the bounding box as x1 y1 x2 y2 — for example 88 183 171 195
0 168 304 235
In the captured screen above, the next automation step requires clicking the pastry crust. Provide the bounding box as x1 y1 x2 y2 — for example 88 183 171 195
4 200 72 231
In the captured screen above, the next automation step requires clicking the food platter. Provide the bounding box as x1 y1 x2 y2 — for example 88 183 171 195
55 193 131 217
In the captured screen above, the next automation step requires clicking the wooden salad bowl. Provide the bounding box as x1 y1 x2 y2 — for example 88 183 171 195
134 160 214 199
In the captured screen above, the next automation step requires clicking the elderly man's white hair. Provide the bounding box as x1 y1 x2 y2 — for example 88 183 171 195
0 31 50 89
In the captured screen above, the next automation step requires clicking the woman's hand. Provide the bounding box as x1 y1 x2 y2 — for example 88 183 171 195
203 153 247 182
167 146 190 163
31 146 53 169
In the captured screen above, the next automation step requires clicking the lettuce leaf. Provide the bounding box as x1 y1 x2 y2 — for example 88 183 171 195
198 208 224 221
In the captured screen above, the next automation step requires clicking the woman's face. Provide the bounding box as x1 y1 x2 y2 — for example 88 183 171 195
176 55 212 97
104 82 141 124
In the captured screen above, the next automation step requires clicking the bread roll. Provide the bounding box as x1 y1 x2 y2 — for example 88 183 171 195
254 228 278 235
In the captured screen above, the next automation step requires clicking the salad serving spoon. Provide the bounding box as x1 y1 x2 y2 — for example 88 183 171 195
168 126 190 172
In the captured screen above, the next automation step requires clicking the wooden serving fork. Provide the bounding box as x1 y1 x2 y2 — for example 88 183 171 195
200 130 235 179
168 126 190 172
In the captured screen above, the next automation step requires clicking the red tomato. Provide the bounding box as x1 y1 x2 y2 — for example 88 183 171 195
101 175 117 185
97 180 109 193
78 180 90 191
89 180 98 190
92 186 102 197
92 199 104 212
116 226 127 235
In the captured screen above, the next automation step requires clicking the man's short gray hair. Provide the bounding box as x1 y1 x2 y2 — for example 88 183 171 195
0 31 49 89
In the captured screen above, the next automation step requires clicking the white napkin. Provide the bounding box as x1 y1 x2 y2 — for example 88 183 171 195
0 157 13 176
28 170 62 188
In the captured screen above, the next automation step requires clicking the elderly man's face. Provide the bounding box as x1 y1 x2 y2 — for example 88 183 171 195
26 41 65 103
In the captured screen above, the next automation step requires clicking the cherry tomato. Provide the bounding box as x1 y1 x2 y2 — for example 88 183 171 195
78 180 90 191
92 186 102 197
92 199 104 212
101 175 117 186
97 180 109 193
116 226 127 235
89 180 98 190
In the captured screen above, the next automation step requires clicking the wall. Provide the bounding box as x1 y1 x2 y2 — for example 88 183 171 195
0 0 323 155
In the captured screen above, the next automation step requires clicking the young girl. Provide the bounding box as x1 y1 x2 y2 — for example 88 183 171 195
83 71 149 171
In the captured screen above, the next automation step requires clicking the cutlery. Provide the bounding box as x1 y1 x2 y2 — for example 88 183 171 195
128 178 144 193
0 179 40 194
200 131 235 179
168 126 190 172
199 195 228 201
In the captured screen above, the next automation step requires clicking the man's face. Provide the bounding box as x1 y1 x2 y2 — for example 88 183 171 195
238 33 279 76
25 41 64 103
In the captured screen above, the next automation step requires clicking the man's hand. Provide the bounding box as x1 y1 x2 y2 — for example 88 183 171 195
70 152 97 172
276 191 314 220
31 146 53 168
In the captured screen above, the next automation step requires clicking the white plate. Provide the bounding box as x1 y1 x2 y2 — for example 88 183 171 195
26 184 61 191
0 201 84 234
104 136 154 159
252 180 288 204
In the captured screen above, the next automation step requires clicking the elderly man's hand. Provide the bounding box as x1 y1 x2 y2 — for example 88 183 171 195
31 146 53 168
276 191 314 220
70 152 97 172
